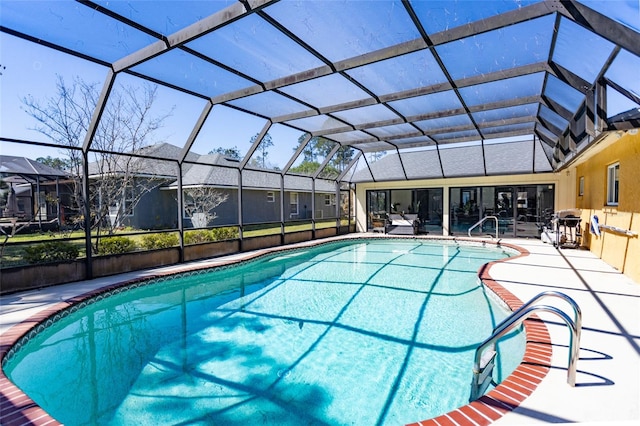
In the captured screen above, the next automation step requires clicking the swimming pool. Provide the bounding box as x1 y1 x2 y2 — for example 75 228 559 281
3 239 525 425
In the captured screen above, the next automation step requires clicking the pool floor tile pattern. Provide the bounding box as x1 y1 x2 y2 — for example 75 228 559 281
0 238 551 426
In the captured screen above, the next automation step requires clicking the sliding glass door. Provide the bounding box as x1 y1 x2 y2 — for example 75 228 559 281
415 188 443 234
366 188 443 234
452 184 554 238
450 187 481 235
367 190 388 231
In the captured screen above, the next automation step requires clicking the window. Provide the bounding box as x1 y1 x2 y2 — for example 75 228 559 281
607 163 619 205
124 186 135 216
290 192 299 217
266 191 275 203
578 176 584 196
324 194 336 206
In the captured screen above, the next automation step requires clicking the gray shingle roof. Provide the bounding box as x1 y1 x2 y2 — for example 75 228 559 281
0 155 70 179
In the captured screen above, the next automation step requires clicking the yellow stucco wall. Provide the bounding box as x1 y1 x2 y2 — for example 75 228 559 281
573 131 640 283
580 209 640 281
575 131 640 212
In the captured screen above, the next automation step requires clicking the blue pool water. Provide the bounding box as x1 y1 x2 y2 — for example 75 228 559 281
3 239 524 425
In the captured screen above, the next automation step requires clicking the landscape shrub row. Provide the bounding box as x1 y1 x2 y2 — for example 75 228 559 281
22 227 239 263
23 241 80 264
184 227 239 244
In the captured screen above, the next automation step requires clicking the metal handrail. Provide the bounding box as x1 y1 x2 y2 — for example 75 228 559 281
470 291 582 401
468 215 499 239
516 291 582 344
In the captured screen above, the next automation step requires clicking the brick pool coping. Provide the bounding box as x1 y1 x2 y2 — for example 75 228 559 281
408 241 552 426
0 237 551 426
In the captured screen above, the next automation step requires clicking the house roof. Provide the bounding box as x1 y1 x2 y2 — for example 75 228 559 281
86 143 196 178
84 140 335 192
0 155 70 181
2 1 639 183
180 154 240 187
176 152 336 192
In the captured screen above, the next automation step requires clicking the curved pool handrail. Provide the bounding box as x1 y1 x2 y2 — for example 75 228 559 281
514 291 582 343
468 216 499 239
470 291 582 401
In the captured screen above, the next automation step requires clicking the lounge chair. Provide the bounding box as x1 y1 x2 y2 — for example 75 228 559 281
386 213 419 235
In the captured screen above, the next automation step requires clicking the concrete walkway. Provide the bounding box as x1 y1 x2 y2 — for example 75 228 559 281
491 238 640 426
1 237 639 425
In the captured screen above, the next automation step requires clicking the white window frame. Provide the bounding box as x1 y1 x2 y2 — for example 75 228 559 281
266 191 275 203
290 192 299 216
324 193 336 206
123 185 135 216
606 163 619 206
578 176 584 196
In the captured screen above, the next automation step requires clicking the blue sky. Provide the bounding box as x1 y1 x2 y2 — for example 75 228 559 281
0 26 303 167
1 1 638 166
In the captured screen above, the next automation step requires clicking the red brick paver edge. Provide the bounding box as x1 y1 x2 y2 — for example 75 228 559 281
0 237 550 426
408 242 553 426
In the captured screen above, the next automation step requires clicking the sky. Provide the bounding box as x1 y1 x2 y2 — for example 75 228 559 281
1 1 639 168
0 31 305 168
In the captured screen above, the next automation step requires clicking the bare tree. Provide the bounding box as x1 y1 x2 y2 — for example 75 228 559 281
0 200 44 264
183 187 229 228
22 76 174 241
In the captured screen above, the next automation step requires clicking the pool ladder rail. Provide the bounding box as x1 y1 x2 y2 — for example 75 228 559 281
468 216 499 239
469 291 582 402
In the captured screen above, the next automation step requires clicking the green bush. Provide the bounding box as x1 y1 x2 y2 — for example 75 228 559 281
140 233 179 249
184 230 212 245
184 227 238 245
98 236 136 255
211 226 239 240
23 241 80 264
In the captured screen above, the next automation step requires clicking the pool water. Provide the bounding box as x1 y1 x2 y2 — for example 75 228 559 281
3 239 525 425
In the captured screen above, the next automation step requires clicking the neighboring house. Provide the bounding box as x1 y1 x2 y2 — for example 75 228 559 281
0 155 72 227
87 143 339 230
87 143 196 230
170 152 339 227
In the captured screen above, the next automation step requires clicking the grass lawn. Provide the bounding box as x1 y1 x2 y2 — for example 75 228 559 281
1 219 352 268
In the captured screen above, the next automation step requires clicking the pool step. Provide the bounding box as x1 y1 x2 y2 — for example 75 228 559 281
470 348 496 401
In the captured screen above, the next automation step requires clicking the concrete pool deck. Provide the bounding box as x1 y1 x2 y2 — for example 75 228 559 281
1 236 638 425
488 238 640 426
